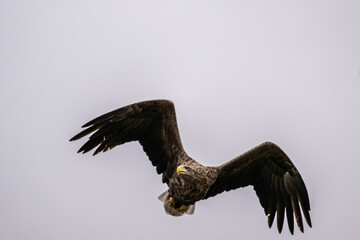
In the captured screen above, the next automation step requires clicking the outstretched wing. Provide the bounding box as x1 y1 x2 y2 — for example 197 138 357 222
70 99 186 183
204 142 311 234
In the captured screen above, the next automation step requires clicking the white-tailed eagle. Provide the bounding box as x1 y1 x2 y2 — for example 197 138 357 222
70 99 312 234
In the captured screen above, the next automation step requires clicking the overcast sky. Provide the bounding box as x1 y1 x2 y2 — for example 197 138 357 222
1 0 360 239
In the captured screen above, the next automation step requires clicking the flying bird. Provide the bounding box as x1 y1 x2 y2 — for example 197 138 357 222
70 99 312 234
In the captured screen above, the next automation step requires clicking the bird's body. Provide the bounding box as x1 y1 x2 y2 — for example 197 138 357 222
70 99 312 234
169 160 217 205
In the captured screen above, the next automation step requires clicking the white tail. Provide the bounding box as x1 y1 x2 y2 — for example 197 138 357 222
158 190 195 216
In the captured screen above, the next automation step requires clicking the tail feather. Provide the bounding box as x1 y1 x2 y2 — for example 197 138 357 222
158 190 168 202
186 204 195 215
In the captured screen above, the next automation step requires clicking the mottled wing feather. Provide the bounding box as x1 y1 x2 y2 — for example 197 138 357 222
204 142 311 234
70 99 185 182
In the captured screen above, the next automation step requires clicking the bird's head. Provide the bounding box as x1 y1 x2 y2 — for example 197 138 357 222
177 165 195 177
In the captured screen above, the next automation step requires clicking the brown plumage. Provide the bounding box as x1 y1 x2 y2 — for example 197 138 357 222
70 99 312 234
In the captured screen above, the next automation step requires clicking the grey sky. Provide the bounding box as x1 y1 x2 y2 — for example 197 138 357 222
1 0 360 239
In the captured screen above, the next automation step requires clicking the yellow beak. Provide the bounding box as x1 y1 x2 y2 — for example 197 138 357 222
177 166 189 175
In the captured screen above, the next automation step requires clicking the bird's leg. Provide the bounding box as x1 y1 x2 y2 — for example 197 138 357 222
168 196 188 213
168 197 175 207
178 205 189 213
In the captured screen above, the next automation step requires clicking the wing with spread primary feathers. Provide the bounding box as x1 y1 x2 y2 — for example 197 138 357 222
204 142 312 234
70 99 186 183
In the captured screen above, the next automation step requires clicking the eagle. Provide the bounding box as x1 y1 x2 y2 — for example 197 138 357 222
70 99 312 234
